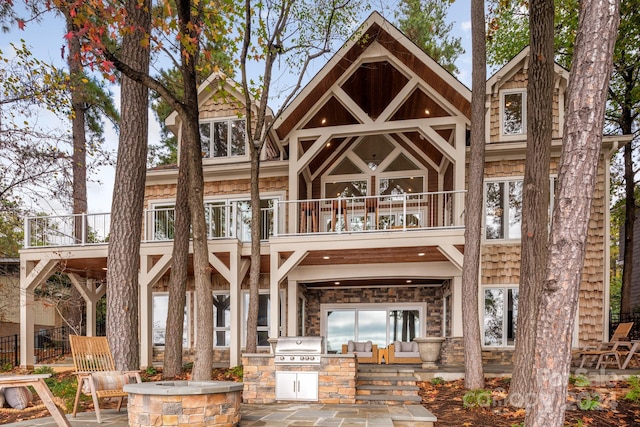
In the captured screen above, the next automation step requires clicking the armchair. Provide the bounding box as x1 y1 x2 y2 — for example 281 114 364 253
387 341 422 364
342 340 379 364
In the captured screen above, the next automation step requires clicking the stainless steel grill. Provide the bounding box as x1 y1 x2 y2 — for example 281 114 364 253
274 336 324 365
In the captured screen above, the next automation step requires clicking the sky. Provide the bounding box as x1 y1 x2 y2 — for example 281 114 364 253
1 1 472 215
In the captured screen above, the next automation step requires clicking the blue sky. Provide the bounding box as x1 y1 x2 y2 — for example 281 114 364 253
1 1 472 214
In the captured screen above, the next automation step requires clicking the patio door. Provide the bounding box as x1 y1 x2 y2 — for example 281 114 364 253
324 304 423 353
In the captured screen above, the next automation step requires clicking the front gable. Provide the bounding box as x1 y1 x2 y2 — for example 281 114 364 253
486 47 570 143
275 11 470 201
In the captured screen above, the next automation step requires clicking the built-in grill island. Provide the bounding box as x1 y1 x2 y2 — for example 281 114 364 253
241 336 357 404
274 336 324 401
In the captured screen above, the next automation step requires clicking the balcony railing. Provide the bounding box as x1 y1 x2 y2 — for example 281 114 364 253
276 190 465 236
24 212 111 248
23 191 464 248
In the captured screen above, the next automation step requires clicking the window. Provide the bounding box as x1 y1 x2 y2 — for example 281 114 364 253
151 203 175 240
485 178 556 240
378 177 424 199
213 293 230 347
200 118 246 159
502 91 525 136
485 180 523 240
242 292 283 347
205 201 228 238
152 293 190 347
483 287 518 346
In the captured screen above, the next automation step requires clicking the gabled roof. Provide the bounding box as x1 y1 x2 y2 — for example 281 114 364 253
273 11 472 140
486 46 570 95
165 72 273 134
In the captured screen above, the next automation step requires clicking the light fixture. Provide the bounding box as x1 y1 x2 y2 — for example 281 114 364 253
418 252 425 257
326 142 331 147
406 279 412 283
323 256 330 260
102 267 108 271
321 118 327 124
334 281 340 285
424 108 430 116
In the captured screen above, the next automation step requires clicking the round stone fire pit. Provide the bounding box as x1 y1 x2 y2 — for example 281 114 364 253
124 380 243 427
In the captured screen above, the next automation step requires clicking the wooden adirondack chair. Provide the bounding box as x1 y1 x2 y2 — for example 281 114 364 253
69 335 141 423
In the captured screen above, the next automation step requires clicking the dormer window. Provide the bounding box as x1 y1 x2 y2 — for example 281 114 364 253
501 91 526 136
200 118 247 158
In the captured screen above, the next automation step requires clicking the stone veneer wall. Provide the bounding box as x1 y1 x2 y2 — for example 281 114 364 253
242 354 356 404
304 286 444 342
127 389 242 427
440 337 514 366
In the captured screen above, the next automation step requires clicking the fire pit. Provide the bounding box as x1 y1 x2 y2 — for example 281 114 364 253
124 380 243 427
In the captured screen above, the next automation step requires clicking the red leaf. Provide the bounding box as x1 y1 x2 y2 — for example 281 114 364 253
17 19 25 30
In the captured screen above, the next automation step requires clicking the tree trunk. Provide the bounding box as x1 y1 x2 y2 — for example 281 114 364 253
63 11 88 241
461 0 486 390
508 0 553 406
106 0 151 371
174 0 212 381
619 102 635 314
246 144 260 354
162 145 191 378
525 0 619 424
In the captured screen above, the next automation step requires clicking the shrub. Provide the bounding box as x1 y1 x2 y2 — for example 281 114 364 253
569 374 591 387
430 376 445 386
624 375 640 402
462 388 492 408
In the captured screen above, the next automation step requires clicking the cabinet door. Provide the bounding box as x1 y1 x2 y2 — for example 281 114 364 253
295 372 318 401
275 372 298 400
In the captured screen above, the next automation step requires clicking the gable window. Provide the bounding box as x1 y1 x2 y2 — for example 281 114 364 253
501 91 525 136
483 287 518 347
200 118 246 158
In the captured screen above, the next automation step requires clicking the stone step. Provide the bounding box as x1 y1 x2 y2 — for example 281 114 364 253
392 405 438 426
357 384 420 392
355 394 423 404
356 375 418 385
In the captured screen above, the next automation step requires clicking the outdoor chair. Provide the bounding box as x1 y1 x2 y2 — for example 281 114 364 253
387 341 422 364
342 340 378 364
69 335 141 423
573 322 634 368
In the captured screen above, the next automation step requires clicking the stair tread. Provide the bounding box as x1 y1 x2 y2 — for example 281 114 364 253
357 375 417 381
357 385 419 391
356 395 423 402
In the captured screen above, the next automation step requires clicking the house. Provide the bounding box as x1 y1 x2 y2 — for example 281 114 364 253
18 12 627 369
1 258 59 337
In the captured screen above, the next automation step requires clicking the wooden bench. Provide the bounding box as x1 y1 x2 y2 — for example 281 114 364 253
0 374 71 426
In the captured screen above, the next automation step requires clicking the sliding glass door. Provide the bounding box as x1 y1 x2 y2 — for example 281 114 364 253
323 304 424 353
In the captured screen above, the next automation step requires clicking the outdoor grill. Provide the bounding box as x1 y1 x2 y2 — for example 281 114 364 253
274 336 324 365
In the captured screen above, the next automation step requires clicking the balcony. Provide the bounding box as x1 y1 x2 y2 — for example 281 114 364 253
22 191 464 248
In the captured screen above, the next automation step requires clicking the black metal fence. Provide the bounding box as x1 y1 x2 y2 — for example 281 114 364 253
0 325 76 369
609 312 640 341
0 334 19 368
35 326 71 363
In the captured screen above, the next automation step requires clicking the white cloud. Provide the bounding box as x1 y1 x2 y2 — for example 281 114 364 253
461 21 472 32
